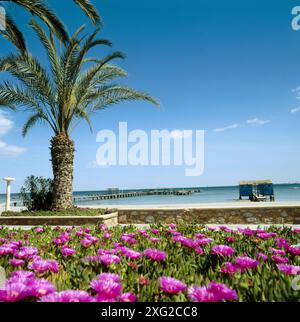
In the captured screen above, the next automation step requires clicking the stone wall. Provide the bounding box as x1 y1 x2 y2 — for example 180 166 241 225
117 206 300 225
0 212 118 226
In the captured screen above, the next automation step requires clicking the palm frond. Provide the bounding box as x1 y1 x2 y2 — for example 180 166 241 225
12 0 68 42
1 15 27 53
22 112 46 136
73 0 101 25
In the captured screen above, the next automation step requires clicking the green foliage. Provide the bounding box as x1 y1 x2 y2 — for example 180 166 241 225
0 21 159 138
20 175 54 211
1 207 110 217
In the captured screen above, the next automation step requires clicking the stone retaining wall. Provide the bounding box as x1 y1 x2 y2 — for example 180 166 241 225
0 212 118 226
117 207 300 225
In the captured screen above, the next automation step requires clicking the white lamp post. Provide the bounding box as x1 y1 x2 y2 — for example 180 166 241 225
2 177 15 212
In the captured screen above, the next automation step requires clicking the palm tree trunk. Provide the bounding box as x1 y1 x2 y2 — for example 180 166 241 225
50 134 74 210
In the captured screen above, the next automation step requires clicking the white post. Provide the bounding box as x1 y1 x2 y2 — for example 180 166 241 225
2 178 15 212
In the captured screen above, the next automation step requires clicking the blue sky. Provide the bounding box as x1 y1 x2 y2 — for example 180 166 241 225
0 0 300 193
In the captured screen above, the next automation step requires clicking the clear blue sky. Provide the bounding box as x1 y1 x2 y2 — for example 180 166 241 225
0 0 300 193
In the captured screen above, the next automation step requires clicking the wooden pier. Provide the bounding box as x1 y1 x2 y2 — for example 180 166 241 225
74 188 201 203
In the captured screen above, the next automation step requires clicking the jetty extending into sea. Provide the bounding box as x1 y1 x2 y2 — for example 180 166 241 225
73 188 201 203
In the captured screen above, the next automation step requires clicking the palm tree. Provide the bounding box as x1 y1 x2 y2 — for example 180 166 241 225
0 20 159 209
0 0 100 53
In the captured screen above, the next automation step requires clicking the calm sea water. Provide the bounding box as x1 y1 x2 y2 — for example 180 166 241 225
1 184 300 207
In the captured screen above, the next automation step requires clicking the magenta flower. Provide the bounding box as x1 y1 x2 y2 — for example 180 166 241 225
272 255 288 264
99 254 120 266
188 282 237 302
40 290 94 302
121 247 142 260
195 247 204 255
225 236 236 242
257 232 277 239
159 276 187 294
195 233 206 239
9 258 25 267
151 229 160 235
80 236 99 247
238 228 257 236
120 235 138 245
169 223 177 229
120 292 137 302
173 236 197 248
269 248 286 256
15 246 38 260
103 233 111 239
235 256 259 271
257 253 268 262
212 245 235 257
99 224 107 230
277 264 300 275
30 278 56 297
61 245 76 257
90 273 122 300
287 245 300 256
220 262 238 275
196 238 213 246
150 237 161 244
35 227 44 233
144 248 167 261
0 245 17 256
0 271 55 302
28 258 59 273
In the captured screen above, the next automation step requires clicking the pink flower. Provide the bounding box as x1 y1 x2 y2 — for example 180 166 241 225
40 290 94 302
212 245 235 257
149 237 161 244
121 247 142 260
272 255 288 264
220 262 238 275
120 235 138 245
195 247 204 255
90 273 122 300
61 246 76 257
151 229 160 235
257 253 268 261
257 232 277 239
225 236 236 242
35 228 44 233
196 238 213 246
235 256 259 271
0 271 55 302
269 248 286 256
169 223 177 229
238 228 257 236
159 276 187 294
9 258 25 267
144 248 167 262
99 254 120 266
103 233 111 239
173 236 197 248
15 246 38 260
277 264 300 275
120 292 137 302
28 259 59 273
287 245 300 256
80 236 99 247
188 282 237 302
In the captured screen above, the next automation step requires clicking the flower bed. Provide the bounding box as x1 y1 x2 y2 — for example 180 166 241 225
0 223 300 302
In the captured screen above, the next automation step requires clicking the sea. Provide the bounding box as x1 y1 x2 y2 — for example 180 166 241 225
1 184 300 207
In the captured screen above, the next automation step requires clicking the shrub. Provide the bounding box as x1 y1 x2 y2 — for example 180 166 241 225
20 175 54 211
